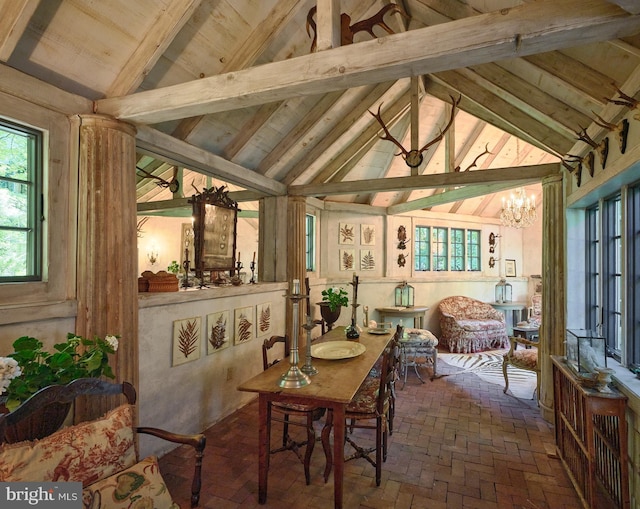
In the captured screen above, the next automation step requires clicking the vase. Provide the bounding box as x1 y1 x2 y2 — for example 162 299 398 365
318 302 342 331
345 319 360 340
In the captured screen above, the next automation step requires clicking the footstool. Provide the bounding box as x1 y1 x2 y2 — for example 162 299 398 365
400 328 439 388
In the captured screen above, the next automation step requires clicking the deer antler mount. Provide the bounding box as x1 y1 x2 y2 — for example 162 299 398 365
137 166 180 193
370 82 460 168
306 4 407 52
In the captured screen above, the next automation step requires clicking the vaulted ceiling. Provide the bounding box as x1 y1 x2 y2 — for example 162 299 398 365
2 0 640 220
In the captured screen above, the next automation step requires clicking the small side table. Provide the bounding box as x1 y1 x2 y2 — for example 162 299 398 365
512 326 539 349
400 329 438 388
376 306 429 328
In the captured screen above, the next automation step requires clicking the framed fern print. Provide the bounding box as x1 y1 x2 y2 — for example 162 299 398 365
338 223 355 244
172 316 201 366
206 310 230 354
256 302 272 337
361 224 375 245
234 306 254 345
340 249 355 270
360 249 375 270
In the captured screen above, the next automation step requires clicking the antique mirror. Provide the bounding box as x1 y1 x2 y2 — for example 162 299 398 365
190 186 239 282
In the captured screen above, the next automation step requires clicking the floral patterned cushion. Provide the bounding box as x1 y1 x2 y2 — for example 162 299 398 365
83 455 178 509
0 404 136 487
505 349 538 370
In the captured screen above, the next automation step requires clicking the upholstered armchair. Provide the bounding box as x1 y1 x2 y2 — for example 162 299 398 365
438 296 509 353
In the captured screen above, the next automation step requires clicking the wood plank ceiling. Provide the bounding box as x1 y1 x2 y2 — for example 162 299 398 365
2 0 640 220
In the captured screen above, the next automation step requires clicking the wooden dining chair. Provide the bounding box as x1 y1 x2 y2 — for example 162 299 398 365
261 335 325 485
321 334 400 487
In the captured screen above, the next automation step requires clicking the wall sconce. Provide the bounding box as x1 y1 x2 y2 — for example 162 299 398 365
147 244 159 265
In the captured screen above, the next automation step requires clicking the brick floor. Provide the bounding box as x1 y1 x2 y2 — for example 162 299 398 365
158 355 583 509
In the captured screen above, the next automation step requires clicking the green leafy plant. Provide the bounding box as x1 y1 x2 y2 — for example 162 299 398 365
0 333 119 411
321 287 349 312
167 260 180 274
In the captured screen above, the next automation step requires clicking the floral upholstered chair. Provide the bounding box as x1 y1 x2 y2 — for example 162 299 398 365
502 336 539 400
438 296 509 353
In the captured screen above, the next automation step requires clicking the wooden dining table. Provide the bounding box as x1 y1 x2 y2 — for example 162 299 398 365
237 326 394 509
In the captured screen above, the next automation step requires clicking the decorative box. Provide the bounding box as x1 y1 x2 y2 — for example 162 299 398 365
565 329 606 374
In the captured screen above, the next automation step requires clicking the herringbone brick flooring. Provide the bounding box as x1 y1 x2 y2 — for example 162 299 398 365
159 356 583 509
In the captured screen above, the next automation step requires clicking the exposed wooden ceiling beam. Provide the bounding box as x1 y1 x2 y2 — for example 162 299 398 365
607 0 640 14
0 0 38 62
95 1 640 124
107 0 202 97
289 163 559 197
387 180 539 215
136 125 285 196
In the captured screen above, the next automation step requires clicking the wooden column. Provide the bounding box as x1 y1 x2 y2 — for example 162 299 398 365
286 196 307 345
258 196 288 282
539 174 565 422
75 115 138 421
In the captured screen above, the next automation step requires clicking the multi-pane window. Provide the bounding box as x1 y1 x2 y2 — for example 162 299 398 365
305 213 315 272
602 195 622 360
414 226 430 271
585 188 640 369
0 119 42 282
466 229 481 271
585 205 600 331
432 227 448 271
415 225 481 272
451 228 465 271
628 183 640 367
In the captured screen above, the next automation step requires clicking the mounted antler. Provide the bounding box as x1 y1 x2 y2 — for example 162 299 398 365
306 4 407 53
369 94 460 168
563 155 584 186
607 85 639 112
455 143 491 172
137 166 180 193
591 112 629 155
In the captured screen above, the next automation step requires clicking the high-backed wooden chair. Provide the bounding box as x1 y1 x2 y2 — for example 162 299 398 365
322 332 401 486
262 335 325 485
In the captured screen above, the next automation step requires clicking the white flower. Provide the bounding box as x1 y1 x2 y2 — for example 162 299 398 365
0 357 22 395
105 335 119 352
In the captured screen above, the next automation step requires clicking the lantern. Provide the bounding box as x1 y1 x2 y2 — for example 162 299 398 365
395 281 414 308
494 278 512 304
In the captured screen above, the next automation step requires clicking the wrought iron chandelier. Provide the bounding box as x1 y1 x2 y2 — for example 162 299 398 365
500 188 537 228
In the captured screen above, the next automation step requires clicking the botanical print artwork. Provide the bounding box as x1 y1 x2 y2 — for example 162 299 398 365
234 306 254 345
172 317 201 366
340 249 355 270
256 302 272 337
361 224 375 245
207 310 230 354
360 250 375 270
339 223 355 244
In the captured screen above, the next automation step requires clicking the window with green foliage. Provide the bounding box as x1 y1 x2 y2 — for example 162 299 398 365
432 227 448 271
414 226 430 271
0 119 42 281
306 213 315 271
451 228 465 271
466 229 481 271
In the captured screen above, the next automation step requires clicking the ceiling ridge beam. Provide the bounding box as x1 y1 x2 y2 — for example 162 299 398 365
95 1 640 124
290 163 559 197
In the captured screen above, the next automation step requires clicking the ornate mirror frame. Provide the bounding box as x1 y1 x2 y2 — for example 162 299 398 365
190 186 239 281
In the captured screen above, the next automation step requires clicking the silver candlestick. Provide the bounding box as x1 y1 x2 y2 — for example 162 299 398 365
278 280 311 388
301 313 318 376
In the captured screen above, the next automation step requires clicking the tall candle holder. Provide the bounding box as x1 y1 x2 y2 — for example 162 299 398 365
182 228 193 289
249 261 256 284
278 280 311 388
235 260 243 274
345 273 360 339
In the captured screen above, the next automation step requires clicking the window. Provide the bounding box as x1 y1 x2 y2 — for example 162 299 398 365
451 228 465 271
628 183 640 367
415 225 481 272
602 195 622 360
414 226 430 271
432 227 448 271
466 229 481 271
585 205 600 331
0 119 42 282
305 213 315 271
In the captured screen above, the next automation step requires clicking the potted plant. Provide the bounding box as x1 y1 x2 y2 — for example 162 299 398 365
0 333 119 413
167 260 180 274
318 287 349 330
